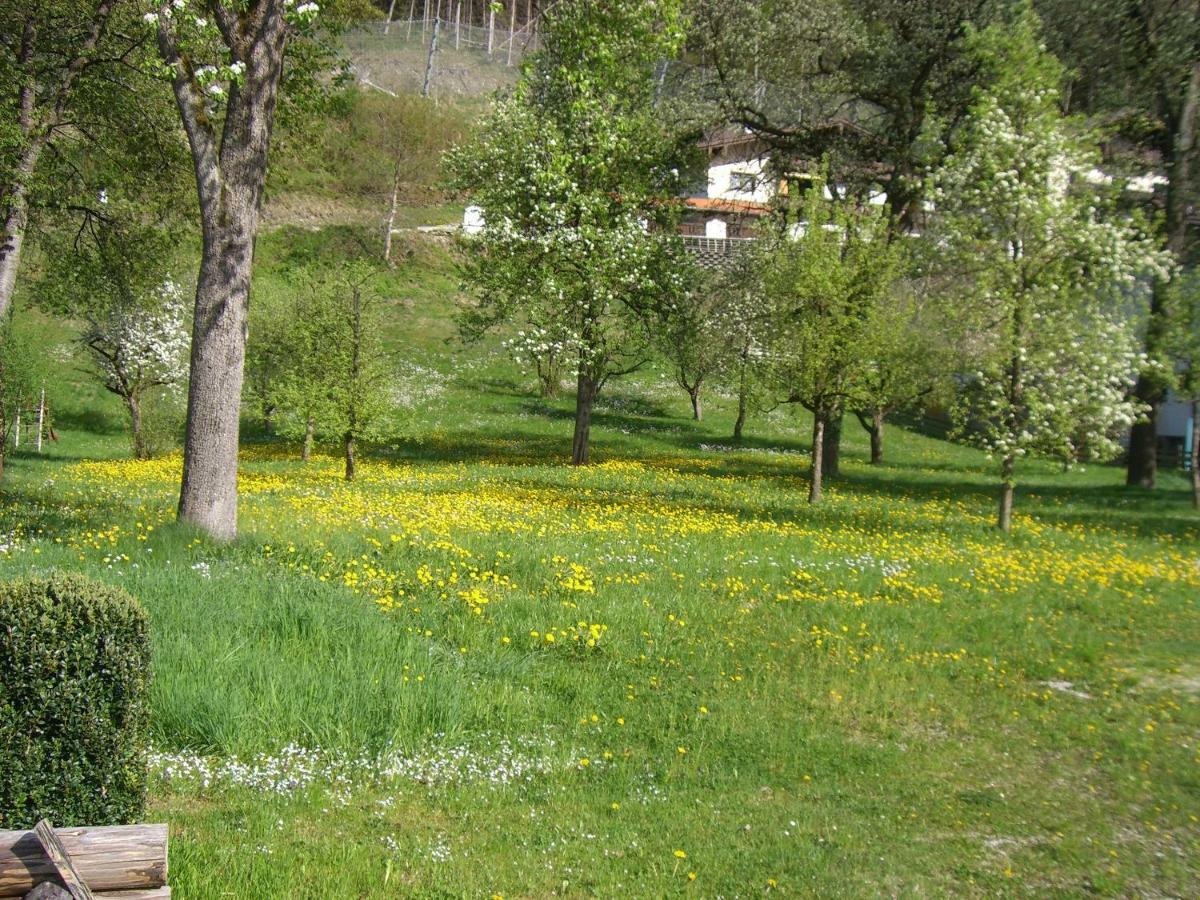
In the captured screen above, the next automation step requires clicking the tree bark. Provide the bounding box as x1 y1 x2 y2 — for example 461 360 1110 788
1192 399 1199 510
422 15 440 98
383 160 401 263
302 414 315 461
998 453 1015 532
856 408 885 465
127 393 147 460
0 151 39 323
808 412 825 504
689 385 702 421
1128 57 1200 489
344 430 356 481
160 8 289 541
821 407 842 479
733 356 748 440
571 370 597 465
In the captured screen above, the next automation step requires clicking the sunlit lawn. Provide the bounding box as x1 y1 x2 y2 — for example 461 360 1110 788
2 321 1198 897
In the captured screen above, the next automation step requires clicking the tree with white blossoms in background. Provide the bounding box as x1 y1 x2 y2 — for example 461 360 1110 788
448 0 696 465
931 4 1171 531
81 278 190 459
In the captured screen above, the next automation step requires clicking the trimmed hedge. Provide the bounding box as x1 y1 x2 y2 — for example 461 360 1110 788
0 573 151 829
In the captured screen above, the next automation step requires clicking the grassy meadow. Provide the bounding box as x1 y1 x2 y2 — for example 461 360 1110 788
2 67 1198 897
2 225 1199 897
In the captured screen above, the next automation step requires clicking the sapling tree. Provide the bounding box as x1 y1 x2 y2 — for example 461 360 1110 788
759 180 905 502
273 263 393 478
931 9 1170 531
658 270 725 421
853 280 957 464
448 0 695 464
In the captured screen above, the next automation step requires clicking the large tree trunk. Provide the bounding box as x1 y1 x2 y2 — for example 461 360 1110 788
821 408 842 479
1192 399 1199 510
998 453 1015 532
160 9 288 541
1128 58 1200 488
571 370 597 465
344 430 356 481
0 162 36 323
688 384 702 421
126 394 148 460
733 356 748 440
302 414 315 461
857 408 885 465
1126 277 1169 488
808 412 825 504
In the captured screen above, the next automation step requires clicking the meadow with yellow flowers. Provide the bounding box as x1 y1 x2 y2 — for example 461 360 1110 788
2 305 1198 897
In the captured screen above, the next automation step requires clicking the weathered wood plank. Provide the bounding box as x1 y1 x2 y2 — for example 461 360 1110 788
32 821 95 900
95 890 170 899
0 825 166 898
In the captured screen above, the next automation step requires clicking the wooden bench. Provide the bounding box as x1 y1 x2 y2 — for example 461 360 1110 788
0 822 168 900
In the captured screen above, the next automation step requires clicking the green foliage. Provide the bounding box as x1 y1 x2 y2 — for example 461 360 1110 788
268 262 396 465
0 572 151 829
759 179 907 420
932 6 1168 494
447 0 698 400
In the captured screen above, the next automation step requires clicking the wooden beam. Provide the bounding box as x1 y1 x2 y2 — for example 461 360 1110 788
31 822 94 900
0 825 167 898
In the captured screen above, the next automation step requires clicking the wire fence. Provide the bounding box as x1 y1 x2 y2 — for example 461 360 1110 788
355 17 542 58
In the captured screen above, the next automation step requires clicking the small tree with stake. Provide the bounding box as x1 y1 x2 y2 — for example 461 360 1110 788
930 7 1170 530
273 263 392 479
448 0 695 465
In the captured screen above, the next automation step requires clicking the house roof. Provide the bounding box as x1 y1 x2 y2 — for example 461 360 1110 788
684 197 772 216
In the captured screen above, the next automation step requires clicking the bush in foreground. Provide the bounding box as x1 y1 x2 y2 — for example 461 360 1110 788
0 573 151 829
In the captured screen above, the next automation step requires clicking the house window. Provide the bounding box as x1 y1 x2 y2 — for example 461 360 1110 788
729 171 757 193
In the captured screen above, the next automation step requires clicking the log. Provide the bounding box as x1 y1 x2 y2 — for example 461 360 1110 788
31 821 93 900
0 826 166 898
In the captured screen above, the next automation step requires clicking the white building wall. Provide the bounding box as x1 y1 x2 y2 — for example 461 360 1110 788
705 218 728 239
707 158 774 203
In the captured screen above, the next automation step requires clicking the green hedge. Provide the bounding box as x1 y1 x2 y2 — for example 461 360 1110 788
0 573 151 829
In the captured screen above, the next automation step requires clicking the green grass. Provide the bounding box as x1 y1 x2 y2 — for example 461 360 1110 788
2 233 1198 897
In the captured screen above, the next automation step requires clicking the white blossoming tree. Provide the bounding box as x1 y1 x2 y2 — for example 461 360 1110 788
448 0 695 465
82 278 190 459
931 6 1171 530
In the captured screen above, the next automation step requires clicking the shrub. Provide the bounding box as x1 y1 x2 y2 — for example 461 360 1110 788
0 573 151 829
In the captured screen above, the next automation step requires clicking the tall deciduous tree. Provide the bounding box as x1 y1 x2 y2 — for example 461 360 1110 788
150 0 362 538
1038 0 1200 489
932 7 1169 530
1168 272 1200 508
448 0 695 465
0 0 141 321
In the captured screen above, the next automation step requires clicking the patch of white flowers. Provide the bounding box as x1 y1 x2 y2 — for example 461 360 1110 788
149 732 585 799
